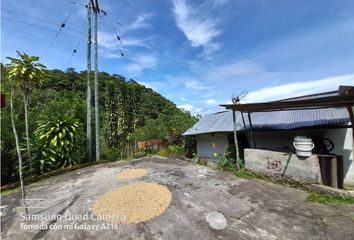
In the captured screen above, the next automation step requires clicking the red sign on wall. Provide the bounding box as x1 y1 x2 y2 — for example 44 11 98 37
1 94 5 109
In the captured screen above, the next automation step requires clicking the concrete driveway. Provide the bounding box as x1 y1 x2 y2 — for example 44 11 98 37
1 157 354 240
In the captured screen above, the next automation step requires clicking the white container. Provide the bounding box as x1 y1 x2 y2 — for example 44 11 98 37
293 136 314 157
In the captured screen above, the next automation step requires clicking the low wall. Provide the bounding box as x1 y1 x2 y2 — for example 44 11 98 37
137 140 164 151
244 148 322 183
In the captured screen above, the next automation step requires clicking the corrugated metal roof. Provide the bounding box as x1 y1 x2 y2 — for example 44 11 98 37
278 91 339 102
183 107 350 136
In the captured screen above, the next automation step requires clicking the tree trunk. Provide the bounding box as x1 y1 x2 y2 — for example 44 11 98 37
23 94 32 173
10 88 27 214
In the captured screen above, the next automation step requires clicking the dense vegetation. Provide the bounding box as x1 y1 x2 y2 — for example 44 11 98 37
1 56 198 186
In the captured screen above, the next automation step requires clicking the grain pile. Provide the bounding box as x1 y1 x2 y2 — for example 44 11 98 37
116 168 148 180
92 183 172 224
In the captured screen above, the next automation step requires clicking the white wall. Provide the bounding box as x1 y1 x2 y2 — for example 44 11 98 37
325 127 353 188
196 133 229 158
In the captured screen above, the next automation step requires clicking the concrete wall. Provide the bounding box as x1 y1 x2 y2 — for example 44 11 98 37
196 133 229 158
194 128 353 188
250 128 353 188
244 148 322 183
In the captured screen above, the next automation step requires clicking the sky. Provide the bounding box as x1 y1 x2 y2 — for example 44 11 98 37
2 0 354 115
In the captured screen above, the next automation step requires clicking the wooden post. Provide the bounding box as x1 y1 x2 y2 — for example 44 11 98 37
86 0 92 162
232 110 240 169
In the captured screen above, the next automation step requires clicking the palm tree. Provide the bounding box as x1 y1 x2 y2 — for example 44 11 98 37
7 51 46 174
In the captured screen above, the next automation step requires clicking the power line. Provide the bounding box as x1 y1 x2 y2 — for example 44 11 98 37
2 17 81 40
1 8 84 35
99 15 187 80
102 15 207 83
66 40 81 66
119 0 221 75
41 4 76 58
63 0 77 4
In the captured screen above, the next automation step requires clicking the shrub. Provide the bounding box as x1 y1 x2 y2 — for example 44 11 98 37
157 148 172 157
156 145 185 158
101 143 121 162
133 151 145 158
33 114 82 172
168 145 185 156
192 153 200 162
217 155 236 170
184 136 196 158
225 145 236 162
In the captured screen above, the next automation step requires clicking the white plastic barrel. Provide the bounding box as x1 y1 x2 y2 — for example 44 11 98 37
293 136 314 157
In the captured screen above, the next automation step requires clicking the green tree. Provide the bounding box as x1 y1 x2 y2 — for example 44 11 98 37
6 51 46 173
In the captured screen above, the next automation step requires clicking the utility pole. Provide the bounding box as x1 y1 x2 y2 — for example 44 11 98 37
86 0 92 162
93 0 100 161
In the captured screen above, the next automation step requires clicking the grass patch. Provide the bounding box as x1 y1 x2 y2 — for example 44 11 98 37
1 187 21 197
234 169 257 179
156 148 171 157
307 193 354 204
216 160 311 191
230 167 354 205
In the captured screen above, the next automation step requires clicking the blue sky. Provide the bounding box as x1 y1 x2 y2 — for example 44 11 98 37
2 0 354 115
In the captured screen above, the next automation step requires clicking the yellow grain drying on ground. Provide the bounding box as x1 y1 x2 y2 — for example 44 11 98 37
116 168 148 180
92 182 172 224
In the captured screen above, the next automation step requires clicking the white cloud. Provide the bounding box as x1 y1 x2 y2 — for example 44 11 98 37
129 14 152 30
180 97 187 101
99 31 146 50
243 74 354 103
204 99 217 104
172 0 222 57
124 54 158 76
184 80 211 90
177 104 194 111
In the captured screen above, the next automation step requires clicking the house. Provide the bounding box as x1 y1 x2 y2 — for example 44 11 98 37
183 86 354 188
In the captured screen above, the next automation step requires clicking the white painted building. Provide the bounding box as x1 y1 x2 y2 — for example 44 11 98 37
183 87 354 188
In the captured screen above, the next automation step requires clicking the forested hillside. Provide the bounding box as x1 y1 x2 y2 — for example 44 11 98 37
1 63 198 185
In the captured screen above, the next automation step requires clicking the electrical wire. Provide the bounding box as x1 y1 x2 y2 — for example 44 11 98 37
99 15 188 80
40 4 76 58
66 40 81 66
102 15 207 83
63 0 77 4
1 8 84 35
119 0 221 75
2 17 81 40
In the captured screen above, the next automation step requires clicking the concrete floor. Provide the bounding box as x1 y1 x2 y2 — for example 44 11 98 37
1 156 354 240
